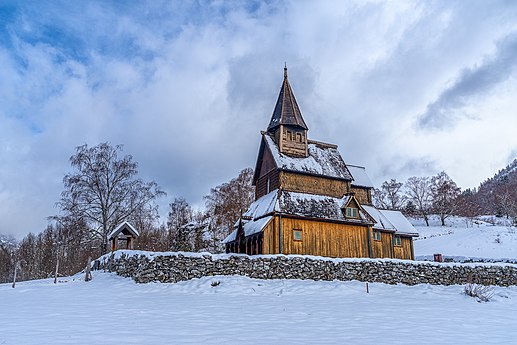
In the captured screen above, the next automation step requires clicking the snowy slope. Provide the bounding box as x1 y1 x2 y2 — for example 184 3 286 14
1 272 517 344
413 216 517 260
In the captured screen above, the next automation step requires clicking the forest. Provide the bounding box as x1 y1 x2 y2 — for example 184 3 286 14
2 142 517 284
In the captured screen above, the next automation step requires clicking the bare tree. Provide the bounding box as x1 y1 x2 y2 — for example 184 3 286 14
167 198 193 251
374 179 405 210
0 235 17 284
405 176 433 226
204 168 255 252
455 189 483 227
54 143 165 254
495 181 517 220
431 171 461 226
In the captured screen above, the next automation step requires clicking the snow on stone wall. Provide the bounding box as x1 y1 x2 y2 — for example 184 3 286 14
98 251 517 286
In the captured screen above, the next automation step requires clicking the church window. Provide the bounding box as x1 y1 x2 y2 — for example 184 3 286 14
296 133 302 142
286 130 292 141
373 230 381 241
393 235 402 246
293 229 302 241
345 207 358 218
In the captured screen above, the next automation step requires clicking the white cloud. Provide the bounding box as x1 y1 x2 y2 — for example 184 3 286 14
1 1 517 237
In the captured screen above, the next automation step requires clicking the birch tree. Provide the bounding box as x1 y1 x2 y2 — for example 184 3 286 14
55 143 165 254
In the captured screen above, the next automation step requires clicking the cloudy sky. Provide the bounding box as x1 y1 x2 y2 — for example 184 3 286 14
2 1 517 238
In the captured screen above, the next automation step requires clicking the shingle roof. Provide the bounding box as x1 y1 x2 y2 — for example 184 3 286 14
263 134 353 180
238 189 369 223
279 191 369 223
267 67 308 131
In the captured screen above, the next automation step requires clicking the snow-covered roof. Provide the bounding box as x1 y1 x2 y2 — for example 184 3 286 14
276 191 370 224
222 216 273 244
362 206 418 236
362 205 396 232
107 221 140 240
243 189 280 219
263 134 353 180
380 210 419 236
348 165 374 188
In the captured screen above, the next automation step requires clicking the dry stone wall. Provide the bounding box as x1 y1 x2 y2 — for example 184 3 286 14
99 251 517 286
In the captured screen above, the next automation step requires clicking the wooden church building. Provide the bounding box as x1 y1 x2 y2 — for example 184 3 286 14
223 67 418 260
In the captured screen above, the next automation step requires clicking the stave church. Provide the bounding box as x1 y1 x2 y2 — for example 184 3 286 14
223 67 418 259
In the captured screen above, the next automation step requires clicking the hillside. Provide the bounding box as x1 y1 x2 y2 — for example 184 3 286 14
464 159 517 217
1 272 517 344
413 215 517 261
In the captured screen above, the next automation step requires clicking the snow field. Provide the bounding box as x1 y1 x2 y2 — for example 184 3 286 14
413 216 517 259
1 272 516 345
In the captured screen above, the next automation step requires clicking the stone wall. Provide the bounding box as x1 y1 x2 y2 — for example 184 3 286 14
99 250 517 286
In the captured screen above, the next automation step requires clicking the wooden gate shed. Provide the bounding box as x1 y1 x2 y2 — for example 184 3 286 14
107 221 139 252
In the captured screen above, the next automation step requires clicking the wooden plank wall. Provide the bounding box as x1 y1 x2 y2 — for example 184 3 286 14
280 172 349 198
350 187 372 205
280 128 307 157
393 237 413 260
263 216 370 258
256 169 280 199
371 231 394 258
261 217 277 255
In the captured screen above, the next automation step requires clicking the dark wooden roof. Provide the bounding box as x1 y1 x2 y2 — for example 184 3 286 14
267 67 308 131
262 133 353 181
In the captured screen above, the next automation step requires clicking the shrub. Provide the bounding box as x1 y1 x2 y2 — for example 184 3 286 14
464 283 494 302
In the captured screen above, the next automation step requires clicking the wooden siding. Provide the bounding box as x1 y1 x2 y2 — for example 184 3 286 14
280 171 350 198
261 217 278 255
263 216 370 258
371 230 394 258
255 144 280 199
261 216 415 260
280 127 307 157
351 186 372 205
258 144 277 177
393 236 413 260
256 169 280 199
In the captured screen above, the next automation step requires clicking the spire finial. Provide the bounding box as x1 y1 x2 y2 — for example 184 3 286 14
284 62 287 79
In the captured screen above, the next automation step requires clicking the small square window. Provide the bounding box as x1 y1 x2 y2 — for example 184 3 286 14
293 229 302 241
393 235 402 246
345 207 358 218
373 230 381 241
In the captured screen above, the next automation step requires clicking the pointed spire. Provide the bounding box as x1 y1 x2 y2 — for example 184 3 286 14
267 65 308 132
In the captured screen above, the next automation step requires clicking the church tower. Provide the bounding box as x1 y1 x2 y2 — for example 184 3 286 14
266 66 309 158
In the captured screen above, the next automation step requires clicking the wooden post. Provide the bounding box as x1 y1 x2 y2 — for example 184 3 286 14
279 213 283 254
366 226 373 258
12 262 18 289
54 256 60 284
85 256 93 282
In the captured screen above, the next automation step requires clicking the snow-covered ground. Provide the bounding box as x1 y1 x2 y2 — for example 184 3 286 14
413 215 517 260
1 272 517 345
